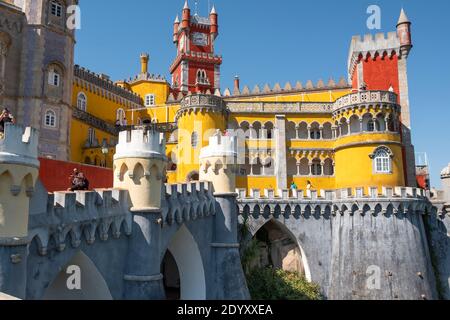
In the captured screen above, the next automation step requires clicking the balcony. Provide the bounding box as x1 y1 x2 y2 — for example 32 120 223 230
333 90 398 112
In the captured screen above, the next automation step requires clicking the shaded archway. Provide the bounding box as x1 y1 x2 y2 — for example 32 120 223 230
163 225 206 300
249 219 311 281
42 251 112 300
161 250 180 300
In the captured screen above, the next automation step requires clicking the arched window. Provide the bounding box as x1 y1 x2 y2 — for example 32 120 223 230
196 69 208 84
370 146 393 174
367 120 375 132
44 109 56 127
310 123 321 140
77 92 87 111
311 159 322 176
191 131 199 148
48 68 60 87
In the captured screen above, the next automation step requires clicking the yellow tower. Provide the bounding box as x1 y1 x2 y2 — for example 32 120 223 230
333 91 405 193
176 93 228 182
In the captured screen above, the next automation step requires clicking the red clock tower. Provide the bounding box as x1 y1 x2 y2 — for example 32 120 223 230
170 1 222 95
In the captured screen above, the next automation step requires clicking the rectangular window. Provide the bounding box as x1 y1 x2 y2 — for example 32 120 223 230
51 2 62 17
375 157 390 173
145 94 156 107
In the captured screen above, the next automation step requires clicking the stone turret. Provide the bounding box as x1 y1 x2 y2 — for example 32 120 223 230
200 130 237 194
199 131 250 299
114 126 168 300
113 127 167 212
0 124 39 299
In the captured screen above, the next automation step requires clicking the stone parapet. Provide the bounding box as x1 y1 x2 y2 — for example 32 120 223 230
28 189 132 256
237 186 445 216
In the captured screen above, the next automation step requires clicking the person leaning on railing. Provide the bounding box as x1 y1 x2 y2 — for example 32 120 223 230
0 108 15 138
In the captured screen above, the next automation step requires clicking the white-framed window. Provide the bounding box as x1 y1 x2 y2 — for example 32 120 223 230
77 92 87 111
371 146 393 174
145 94 156 107
88 127 95 145
44 109 56 128
48 69 60 87
196 69 208 84
50 2 63 17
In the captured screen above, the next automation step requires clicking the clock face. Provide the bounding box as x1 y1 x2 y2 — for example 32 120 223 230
192 32 208 46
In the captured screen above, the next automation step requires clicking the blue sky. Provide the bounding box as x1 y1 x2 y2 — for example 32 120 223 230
75 0 450 188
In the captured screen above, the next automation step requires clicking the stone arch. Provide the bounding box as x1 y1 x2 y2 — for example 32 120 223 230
263 121 274 139
132 162 145 184
299 158 310 176
322 122 333 139
349 114 360 134
298 122 308 139
287 157 297 176
118 162 128 181
362 113 374 132
340 117 349 135
286 121 297 140
310 122 321 140
42 251 113 300
246 218 312 282
252 121 262 139
323 158 334 176
162 225 206 300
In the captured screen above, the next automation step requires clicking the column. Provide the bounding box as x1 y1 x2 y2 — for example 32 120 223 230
249 125 254 139
295 126 299 139
373 118 378 132
296 161 300 176
275 115 287 189
123 209 165 299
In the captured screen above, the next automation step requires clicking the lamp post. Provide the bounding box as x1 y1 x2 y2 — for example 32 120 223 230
101 146 108 168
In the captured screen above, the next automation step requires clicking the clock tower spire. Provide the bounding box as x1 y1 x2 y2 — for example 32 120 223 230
170 2 222 95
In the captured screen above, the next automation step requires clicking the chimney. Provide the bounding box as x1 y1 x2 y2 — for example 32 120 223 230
233 76 240 95
140 53 149 74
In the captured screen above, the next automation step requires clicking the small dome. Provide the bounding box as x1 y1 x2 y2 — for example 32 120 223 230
441 163 450 177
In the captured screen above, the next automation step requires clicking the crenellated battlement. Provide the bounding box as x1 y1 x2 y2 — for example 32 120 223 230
237 186 445 216
163 181 216 225
200 131 237 160
0 124 39 168
114 127 166 161
348 31 401 81
28 188 132 256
